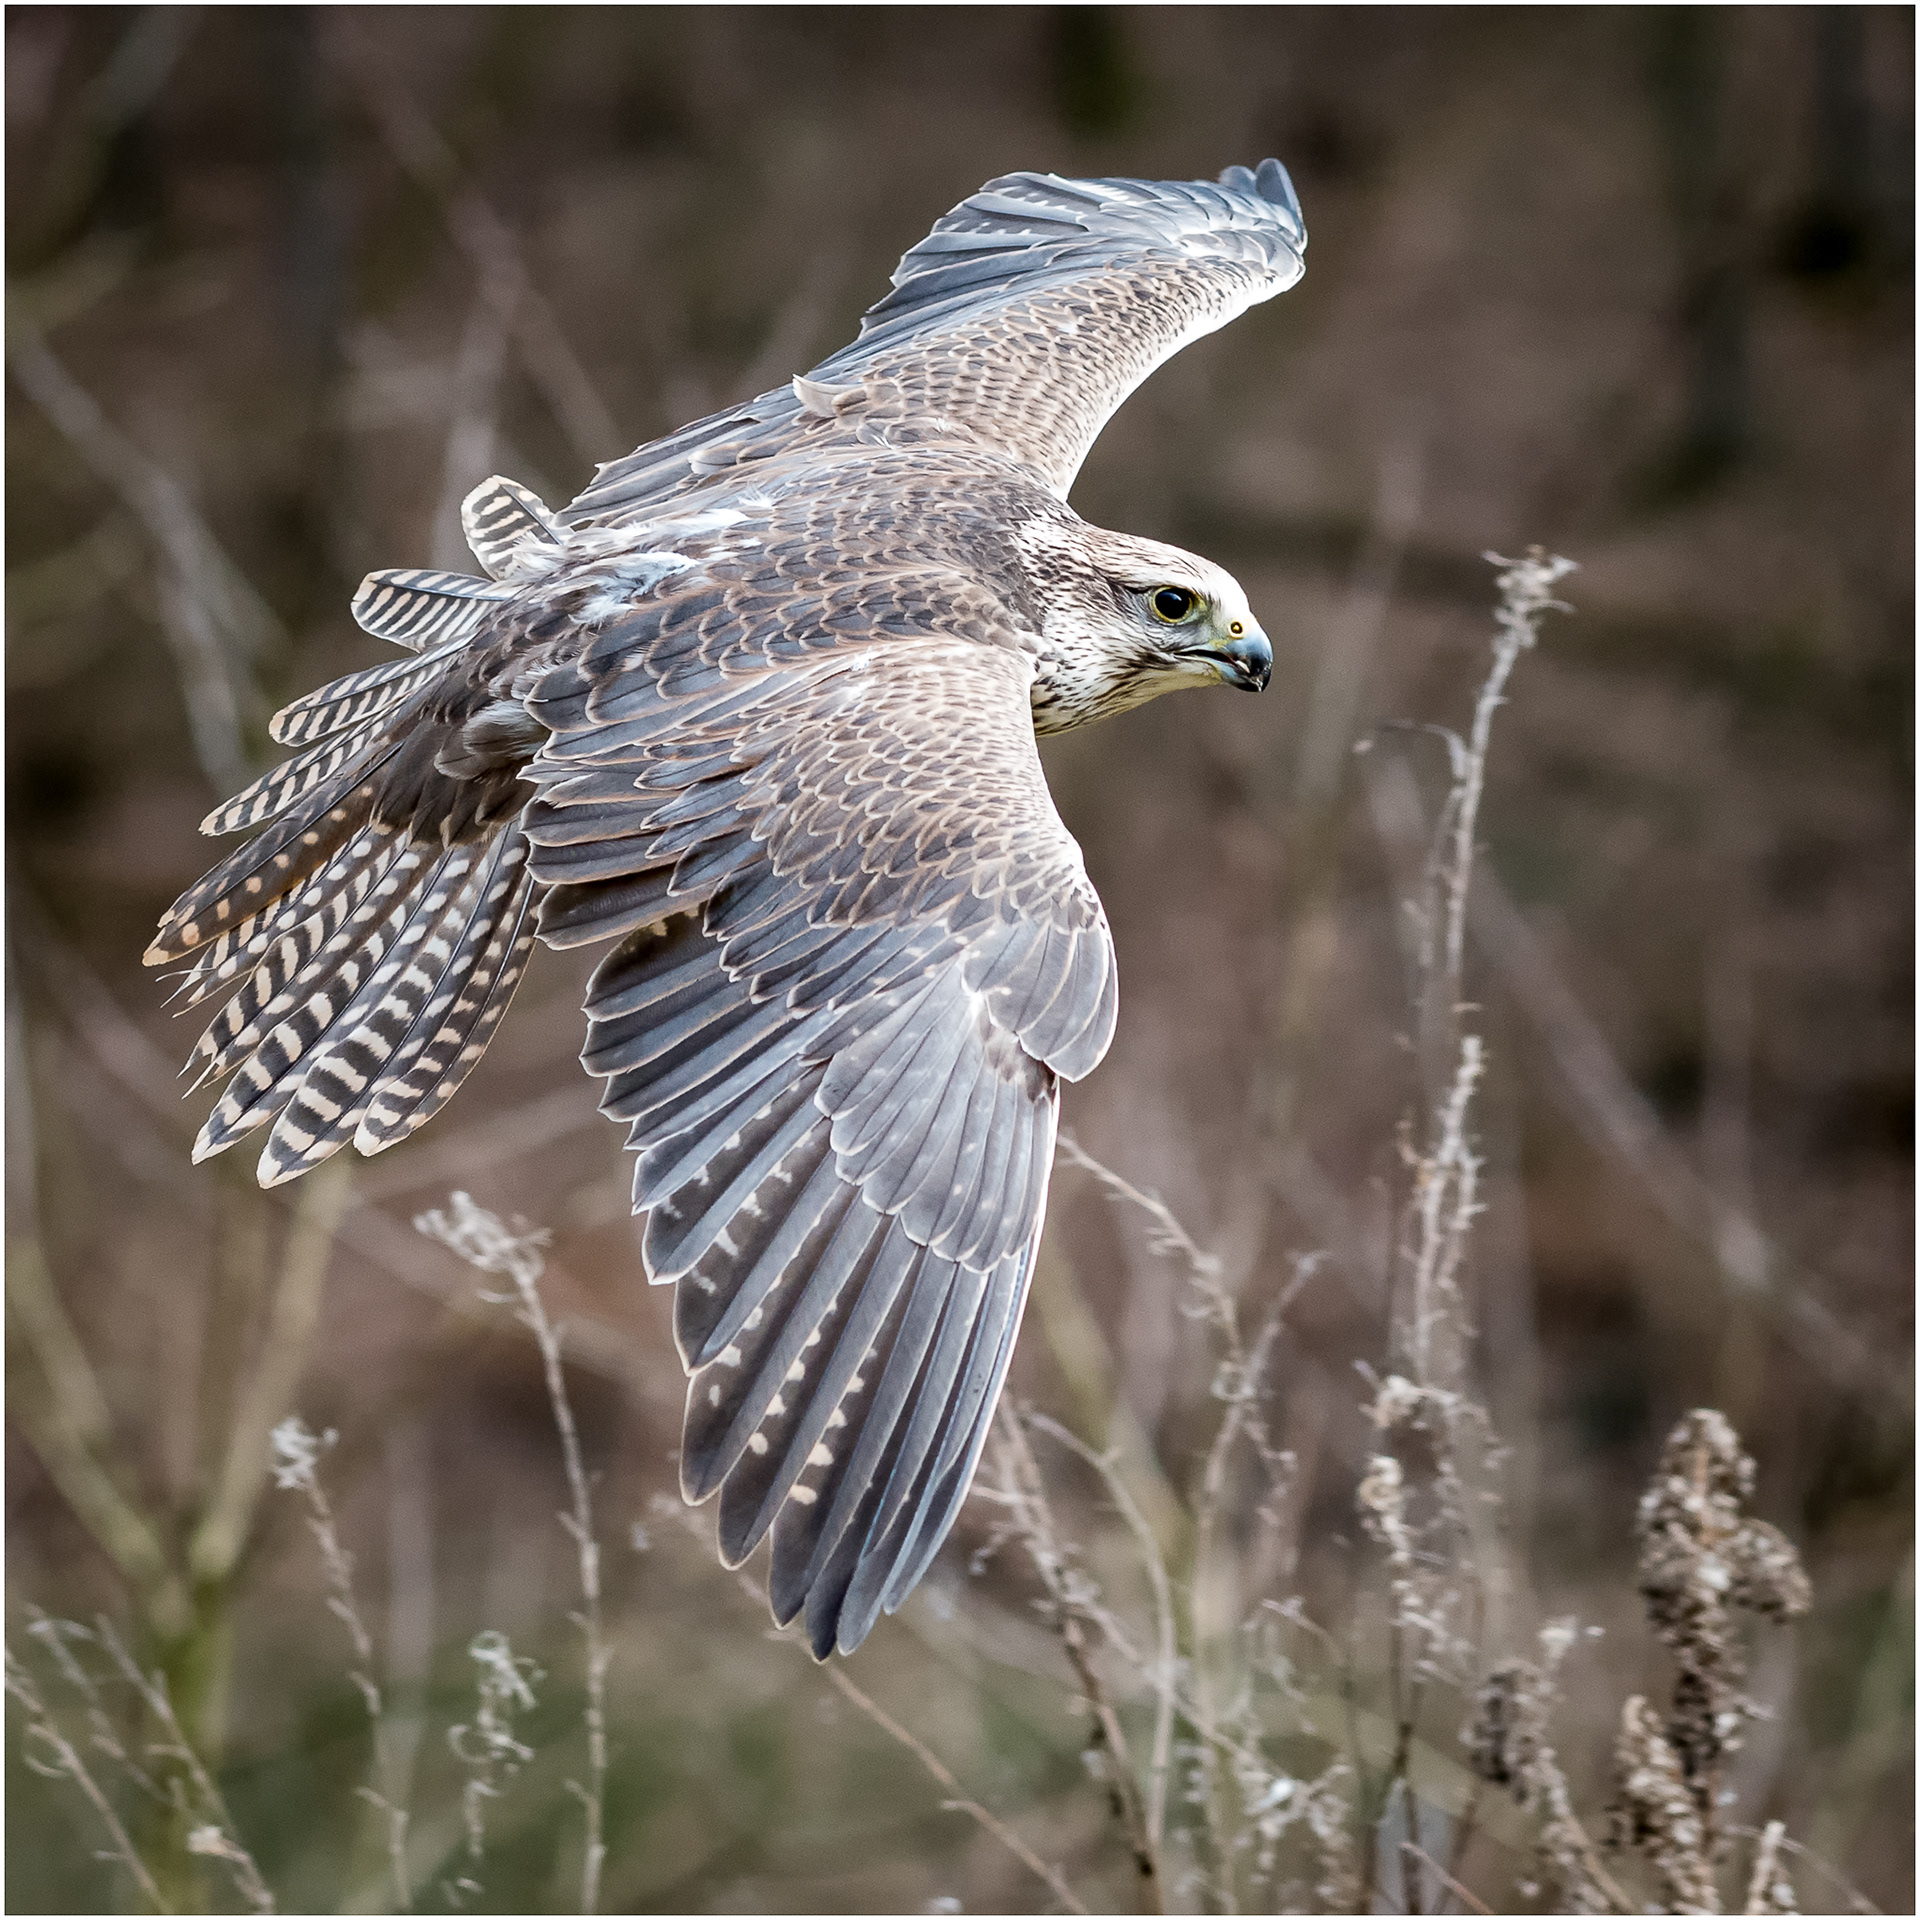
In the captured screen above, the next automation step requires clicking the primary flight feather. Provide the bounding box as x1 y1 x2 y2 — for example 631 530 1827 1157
149 159 1308 1656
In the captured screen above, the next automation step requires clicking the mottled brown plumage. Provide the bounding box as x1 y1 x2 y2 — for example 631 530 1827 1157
148 160 1307 1655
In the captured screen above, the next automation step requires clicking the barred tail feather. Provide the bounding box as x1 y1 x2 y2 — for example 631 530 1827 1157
185 835 420 1092
164 826 393 1012
352 831 540 1153
200 714 392 837
147 755 402 964
191 843 453 1162
462 475 564 580
350 567 512 651
269 639 467 748
256 843 494 1184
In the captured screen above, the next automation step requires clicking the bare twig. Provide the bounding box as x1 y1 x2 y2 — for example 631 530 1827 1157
1402 1839 1492 1915
1028 1410 1179 1871
1727 1825 1879 1916
991 1413 1164 1910
1442 551 1576 994
1057 1132 1219 1289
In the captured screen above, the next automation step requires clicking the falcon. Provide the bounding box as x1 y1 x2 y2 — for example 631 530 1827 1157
148 159 1308 1656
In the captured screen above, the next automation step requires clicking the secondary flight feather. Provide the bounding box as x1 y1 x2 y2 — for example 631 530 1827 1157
149 159 1308 1656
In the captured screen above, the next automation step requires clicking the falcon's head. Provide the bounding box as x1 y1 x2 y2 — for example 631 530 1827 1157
1016 517 1273 734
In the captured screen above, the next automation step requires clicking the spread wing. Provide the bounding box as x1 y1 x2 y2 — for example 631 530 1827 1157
522 566 1116 1657
566 158 1306 524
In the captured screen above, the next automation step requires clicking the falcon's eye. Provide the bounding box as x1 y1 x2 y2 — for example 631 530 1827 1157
1150 586 1198 623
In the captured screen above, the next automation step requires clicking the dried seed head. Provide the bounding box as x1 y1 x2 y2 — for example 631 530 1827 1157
1728 1520 1813 1623
1466 1662 1538 1794
1610 1694 1718 1914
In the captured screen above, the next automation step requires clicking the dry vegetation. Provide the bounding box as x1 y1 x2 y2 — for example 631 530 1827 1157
7 8 1911 1914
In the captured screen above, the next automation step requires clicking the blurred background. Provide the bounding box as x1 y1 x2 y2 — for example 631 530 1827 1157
6 6 1911 1912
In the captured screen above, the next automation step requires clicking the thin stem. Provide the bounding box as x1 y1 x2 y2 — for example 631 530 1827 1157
1028 1411 1178 1875
415 1194 608 1914
1442 551 1577 996
6 1647 169 1914
822 1663 1090 1917
270 1419 411 1911
995 1415 1165 1911
190 1158 352 1588
1402 1841 1491 1916
666 1499 1087 1915
1725 1825 1880 1916
94 1620 273 1914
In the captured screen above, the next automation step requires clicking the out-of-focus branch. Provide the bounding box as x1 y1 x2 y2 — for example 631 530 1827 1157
5 327 280 650
5 1300 189 1640
154 572 251 795
189 1161 354 1587
16 6 202 263
733 237 852 403
8 320 276 789
821 1663 1091 1918
1294 443 1424 810
1470 871 1898 1406
332 20 620 466
1027 1239 1190 1563
431 272 517 572
6 954 191 1637
1402 1840 1491 1916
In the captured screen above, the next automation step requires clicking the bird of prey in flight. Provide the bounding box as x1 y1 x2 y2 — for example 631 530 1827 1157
149 159 1308 1656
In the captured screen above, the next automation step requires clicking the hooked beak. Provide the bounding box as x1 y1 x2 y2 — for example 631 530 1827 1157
1193 623 1272 693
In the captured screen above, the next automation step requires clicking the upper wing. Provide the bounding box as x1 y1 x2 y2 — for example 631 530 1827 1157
522 573 1117 1656
566 158 1306 524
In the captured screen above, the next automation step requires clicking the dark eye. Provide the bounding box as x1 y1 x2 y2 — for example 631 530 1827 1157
1151 586 1197 623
